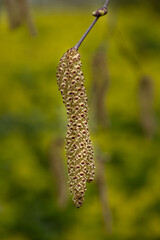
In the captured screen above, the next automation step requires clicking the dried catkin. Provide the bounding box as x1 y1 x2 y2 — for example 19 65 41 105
56 48 95 208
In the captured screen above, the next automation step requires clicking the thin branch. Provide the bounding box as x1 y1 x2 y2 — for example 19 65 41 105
74 0 110 50
74 18 99 50
104 0 111 8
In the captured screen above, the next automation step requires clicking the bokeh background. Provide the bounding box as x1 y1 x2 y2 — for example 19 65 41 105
0 0 160 239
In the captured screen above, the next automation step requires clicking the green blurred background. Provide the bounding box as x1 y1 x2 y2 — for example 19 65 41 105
0 0 160 239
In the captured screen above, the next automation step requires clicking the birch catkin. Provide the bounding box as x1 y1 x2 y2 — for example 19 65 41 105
57 48 95 208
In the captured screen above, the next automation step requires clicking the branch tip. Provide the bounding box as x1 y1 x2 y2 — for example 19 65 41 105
73 0 111 51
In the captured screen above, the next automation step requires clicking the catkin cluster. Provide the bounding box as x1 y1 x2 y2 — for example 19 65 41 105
57 48 95 208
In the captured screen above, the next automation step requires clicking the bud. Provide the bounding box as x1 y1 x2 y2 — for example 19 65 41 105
92 7 108 17
57 48 95 207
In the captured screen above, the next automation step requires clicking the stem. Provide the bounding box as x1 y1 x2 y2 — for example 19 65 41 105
74 0 111 50
103 0 110 8
74 18 99 50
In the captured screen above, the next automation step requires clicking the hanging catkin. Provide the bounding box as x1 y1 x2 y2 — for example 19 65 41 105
56 48 95 208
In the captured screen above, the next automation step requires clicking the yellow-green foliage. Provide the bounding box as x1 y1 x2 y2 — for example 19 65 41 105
0 4 160 240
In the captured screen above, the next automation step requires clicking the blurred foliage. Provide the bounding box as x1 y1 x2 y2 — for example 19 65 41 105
0 2 160 240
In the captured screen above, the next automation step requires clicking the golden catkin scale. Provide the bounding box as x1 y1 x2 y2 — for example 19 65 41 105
56 48 95 207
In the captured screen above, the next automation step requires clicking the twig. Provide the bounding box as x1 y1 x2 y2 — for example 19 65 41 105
104 0 111 8
74 0 111 50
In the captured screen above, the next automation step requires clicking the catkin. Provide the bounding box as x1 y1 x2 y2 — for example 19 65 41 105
56 48 95 208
